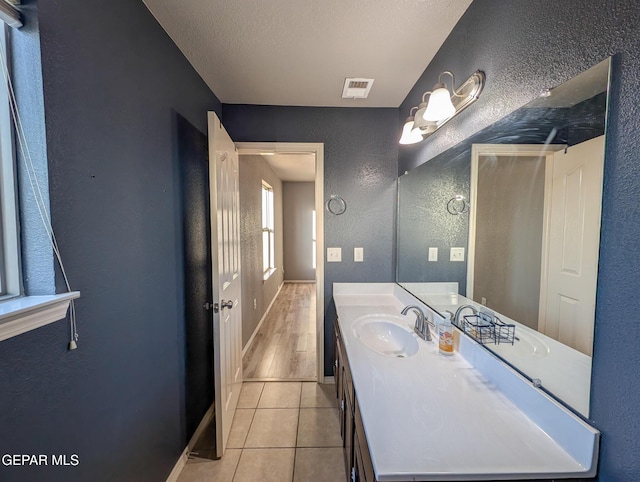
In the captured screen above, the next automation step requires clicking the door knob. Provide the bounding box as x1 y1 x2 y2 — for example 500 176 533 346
220 300 234 310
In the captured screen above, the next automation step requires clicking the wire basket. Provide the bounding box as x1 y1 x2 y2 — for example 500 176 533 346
462 312 515 345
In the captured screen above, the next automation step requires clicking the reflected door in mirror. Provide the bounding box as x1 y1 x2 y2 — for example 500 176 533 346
539 136 604 356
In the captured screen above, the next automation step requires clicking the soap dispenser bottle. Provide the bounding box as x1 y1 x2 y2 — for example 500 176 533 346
438 312 454 356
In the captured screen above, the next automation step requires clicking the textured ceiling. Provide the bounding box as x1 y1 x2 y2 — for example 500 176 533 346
142 0 472 107
262 153 316 182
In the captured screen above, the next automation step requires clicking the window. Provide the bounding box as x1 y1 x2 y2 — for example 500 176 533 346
0 24 20 300
0 21 79 343
262 181 275 279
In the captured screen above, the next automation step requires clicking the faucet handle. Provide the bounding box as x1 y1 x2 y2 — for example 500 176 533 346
419 313 432 341
422 318 432 341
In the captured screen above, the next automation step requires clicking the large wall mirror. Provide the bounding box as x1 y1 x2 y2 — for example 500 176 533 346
397 58 610 417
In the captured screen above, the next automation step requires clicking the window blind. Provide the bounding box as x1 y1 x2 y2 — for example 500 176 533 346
0 1 22 29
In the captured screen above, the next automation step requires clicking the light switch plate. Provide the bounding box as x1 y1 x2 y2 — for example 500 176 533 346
327 247 342 262
428 247 438 262
354 247 364 262
450 247 465 262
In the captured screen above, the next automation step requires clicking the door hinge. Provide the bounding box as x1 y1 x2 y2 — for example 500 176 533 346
340 399 345 411
351 466 356 482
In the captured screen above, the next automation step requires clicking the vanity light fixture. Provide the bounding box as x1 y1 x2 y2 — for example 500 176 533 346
411 92 438 135
400 70 485 144
399 107 424 145
423 75 457 121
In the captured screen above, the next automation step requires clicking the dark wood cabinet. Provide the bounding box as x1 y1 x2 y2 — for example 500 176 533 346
354 397 375 482
334 319 342 401
353 430 367 482
335 317 376 482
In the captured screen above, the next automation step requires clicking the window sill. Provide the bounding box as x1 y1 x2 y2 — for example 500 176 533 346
0 291 80 342
263 268 277 282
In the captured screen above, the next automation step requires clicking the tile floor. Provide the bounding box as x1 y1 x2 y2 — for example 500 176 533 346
177 382 347 482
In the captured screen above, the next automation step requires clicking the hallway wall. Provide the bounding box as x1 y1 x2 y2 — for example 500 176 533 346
239 155 284 348
283 182 316 282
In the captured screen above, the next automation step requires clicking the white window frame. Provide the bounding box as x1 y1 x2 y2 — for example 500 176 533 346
0 24 20 300
0 23 79 343
261 181 276 280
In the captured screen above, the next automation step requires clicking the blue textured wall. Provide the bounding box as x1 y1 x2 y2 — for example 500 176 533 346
0 1 221 481
397 150 470 293
222 105 399 375
399 1 640 480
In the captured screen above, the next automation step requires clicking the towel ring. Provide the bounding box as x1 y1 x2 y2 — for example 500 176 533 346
447 195 469 215
326 195 347 215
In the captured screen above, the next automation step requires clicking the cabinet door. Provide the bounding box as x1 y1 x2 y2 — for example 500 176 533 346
334 321 343 403
343 369 355 478
353 431 367 482
339 366 346 442
354 397 376 482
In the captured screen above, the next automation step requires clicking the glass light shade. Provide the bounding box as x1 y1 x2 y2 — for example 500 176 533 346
423 84 456 121
399 117 423 145
412 101 429 129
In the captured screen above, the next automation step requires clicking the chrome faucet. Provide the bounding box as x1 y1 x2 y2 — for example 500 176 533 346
401 305 432 341
453 304 478 330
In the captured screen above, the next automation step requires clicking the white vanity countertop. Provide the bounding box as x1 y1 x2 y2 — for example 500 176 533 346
412 289 592 417
333 283 599 481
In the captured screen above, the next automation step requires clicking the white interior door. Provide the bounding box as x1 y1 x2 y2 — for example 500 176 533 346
208 112 243 457
541 135 604 355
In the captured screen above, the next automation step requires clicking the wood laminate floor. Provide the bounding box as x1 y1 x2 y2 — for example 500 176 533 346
243 283 316 381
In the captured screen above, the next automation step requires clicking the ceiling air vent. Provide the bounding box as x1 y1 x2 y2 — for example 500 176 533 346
342 78 374 99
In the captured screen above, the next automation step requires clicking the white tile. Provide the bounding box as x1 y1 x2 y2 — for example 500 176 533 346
237 382 264 409
244 408 299 448
257 382 301 408
177 449 241 482
234 448 295 482
227 409 255 448
300 382 336 408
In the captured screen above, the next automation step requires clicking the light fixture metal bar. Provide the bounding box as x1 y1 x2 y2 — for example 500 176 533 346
0 1 22 29
420 70 485 141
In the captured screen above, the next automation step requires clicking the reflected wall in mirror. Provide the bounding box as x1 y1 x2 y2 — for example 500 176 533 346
396 58 610 417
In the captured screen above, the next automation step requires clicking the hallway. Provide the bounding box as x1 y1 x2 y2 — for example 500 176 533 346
243 283 316 380
177 382 345 482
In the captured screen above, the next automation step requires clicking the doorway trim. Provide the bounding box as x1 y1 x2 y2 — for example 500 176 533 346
235 142 325 383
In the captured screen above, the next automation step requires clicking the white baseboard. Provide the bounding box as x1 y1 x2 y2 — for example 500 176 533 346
166 404 215 482
284 280 315 283
242 282 284 357
166 448 188 482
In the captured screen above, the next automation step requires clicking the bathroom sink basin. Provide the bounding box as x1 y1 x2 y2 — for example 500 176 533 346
352 314 419 358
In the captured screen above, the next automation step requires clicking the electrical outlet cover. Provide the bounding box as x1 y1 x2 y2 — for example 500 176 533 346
327 247 342 262
450 247 465 262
